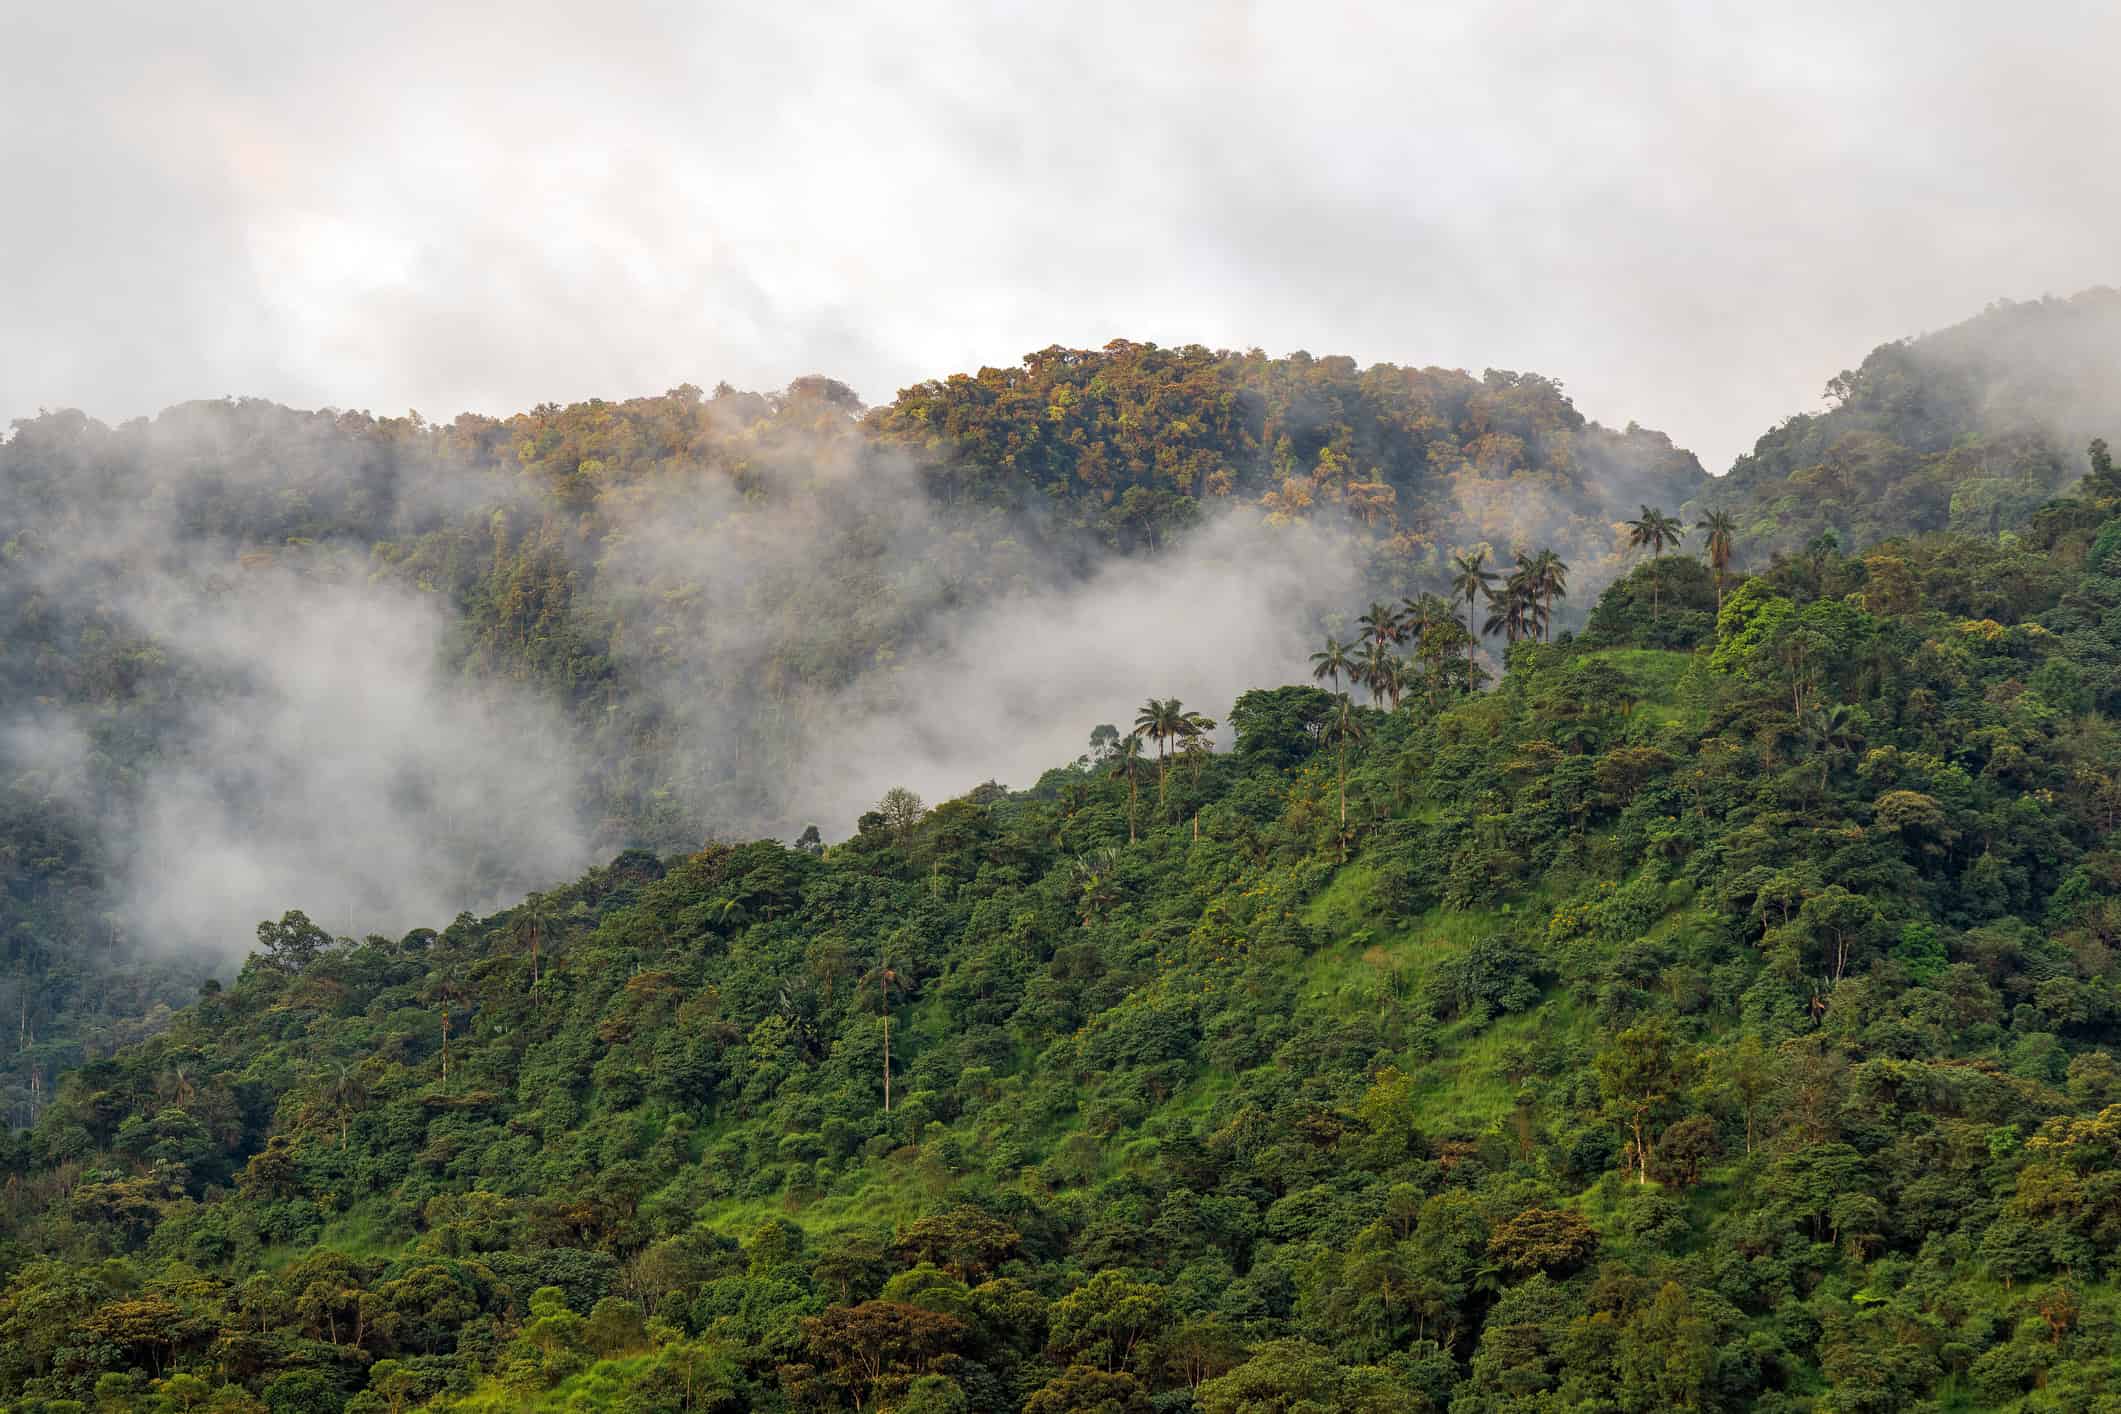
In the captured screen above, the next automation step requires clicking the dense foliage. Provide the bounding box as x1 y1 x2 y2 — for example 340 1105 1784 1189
9 443 2121 1408
1708 289 2121 555
2 345 1706 1122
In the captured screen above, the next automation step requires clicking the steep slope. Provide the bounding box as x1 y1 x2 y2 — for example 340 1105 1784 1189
1700 288 2121 554
9 496 2121 1409
0 350 1704 1121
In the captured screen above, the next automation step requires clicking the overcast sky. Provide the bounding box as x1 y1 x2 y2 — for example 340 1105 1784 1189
5 1 2116 472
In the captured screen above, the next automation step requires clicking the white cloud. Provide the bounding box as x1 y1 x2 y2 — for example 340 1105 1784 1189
3 4 2117 470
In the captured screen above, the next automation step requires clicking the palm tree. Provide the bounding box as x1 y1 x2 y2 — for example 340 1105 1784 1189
1358 601 1400 651
862 943 899 1113
324 1062 368 1147
1508 554 1544 641
512 891 552 986
1311 637 1358 694
1359 639 1400 708
1483 579 1536 645
1386 657 1416 713
1697 510 1737 611
1324 694 1367 853
1135 697 1188 803
1800 703 1864 795
1529 548 1569 640
1626 506 1687 621
1450 551 1499 688
1109 734 1147 843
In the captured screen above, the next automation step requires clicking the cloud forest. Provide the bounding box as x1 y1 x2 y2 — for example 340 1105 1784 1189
0 284 2117 1412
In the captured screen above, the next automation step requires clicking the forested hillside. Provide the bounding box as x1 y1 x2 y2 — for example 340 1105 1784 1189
1707 289 2121 553
7 436 2121 1410
1 345 1703 1122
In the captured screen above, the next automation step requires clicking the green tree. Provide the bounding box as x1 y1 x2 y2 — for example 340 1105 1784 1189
1595 1020 1700 1184
1108 734 1147 844
1625 505 1687 620
1324 695 1367 847
1450 550 1499 685
1358 639 1400 708
1696 508 1737 610
1135 697 1189 805
799 1301 965 1409
878 787 926 841
1310 637 1357 695
1023 1366 1153 1414
1357 601 1401 651
1047 1271 1168 1375
1528 547 1568 640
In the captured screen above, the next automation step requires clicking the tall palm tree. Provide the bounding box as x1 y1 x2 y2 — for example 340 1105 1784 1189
1324 694 1367 851
1697 509 1737 611
1509 554 1544 641
1449 551 1499 688
1626 506 1687 621
1483 580 1536 646
1800 702 1864 795
324 1062 368 1147
1311 637 1358 694
512 891 552 987
1390 598 1422 648
862 942 899 1113
1529 548 1569 641
1135 697 1188 803
1133 697 1171 760
1359 639 1400 708
1384 655 1416 712
1358 601 1400 651
1109 734 1147 843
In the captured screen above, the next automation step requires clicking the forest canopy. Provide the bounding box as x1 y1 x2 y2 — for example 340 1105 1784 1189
4 293 2121 1411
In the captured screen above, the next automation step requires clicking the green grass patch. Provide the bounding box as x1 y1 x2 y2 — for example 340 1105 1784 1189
1401 994 1590 1132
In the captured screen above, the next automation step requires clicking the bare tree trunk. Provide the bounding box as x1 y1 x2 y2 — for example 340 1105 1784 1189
1466 599 1477 688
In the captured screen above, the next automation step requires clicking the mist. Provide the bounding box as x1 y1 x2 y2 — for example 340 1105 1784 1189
0 557 590 956
6 3 2119 476
0 405 592 956
784 512 1370 829
110 572 589 949
2 372 1584 962
576 402 1384 839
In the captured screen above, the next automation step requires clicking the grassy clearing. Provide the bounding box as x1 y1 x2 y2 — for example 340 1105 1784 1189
1582 647 1703 731
1582 646 1695 694
1402 994 1591 1132
692 1177 939 1241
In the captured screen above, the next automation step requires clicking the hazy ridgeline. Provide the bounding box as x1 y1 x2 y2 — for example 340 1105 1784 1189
0 351 1709 965
0 293 2118 1406
0 293 2114 1010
